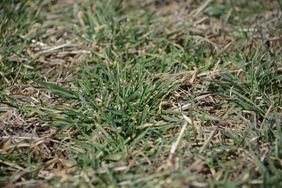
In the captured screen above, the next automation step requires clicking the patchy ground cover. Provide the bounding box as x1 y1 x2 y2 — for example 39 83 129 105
0 0 281 187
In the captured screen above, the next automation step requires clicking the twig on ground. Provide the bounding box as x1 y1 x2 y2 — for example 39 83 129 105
0 159 24 170
189 0 212 18
199 128 217 154
168 114 192 161
34 43 79 57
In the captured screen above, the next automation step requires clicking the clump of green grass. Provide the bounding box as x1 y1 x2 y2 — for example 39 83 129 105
208 43 282 187
0 1 42 94
0 1 39 57
212 44 281 117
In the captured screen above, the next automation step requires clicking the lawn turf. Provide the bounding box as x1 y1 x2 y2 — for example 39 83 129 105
0 0 281 187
